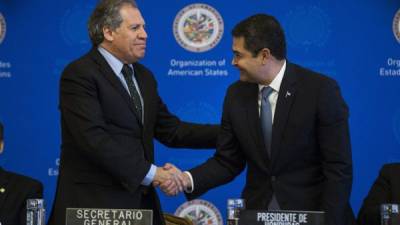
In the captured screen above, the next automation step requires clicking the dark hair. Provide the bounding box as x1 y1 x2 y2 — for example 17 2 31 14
0 121 3 141
88 0 138 46
232 14 286 60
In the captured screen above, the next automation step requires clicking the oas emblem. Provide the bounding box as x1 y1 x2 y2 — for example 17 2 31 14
173 3 224 53
175 199 223 225
0 13 6 44
394 9 400 43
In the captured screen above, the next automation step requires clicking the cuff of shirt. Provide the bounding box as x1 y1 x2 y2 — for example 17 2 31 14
141 164 156 186
184 171 194 193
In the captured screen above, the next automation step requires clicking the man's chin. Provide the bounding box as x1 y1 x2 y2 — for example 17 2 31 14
128 54 145 63
239 74 249 81
138 52 146 59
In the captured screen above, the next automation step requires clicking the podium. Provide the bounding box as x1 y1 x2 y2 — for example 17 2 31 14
65 208 153 225
239 210 324 225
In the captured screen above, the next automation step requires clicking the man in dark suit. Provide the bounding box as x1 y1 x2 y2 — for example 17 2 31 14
0 121 43 225
163 14 355 225
47 1 218 225
358 163 400 225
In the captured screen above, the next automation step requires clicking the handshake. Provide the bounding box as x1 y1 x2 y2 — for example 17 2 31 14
153 163 192 196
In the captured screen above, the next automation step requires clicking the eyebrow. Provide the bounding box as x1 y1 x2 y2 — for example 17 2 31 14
232 50 241 54
128 23 145 27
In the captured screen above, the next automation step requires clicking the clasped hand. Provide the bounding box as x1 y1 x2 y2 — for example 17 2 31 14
153 163 190 196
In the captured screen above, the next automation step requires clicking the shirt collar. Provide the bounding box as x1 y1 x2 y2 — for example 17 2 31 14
97 46 126 76
258 60 286 93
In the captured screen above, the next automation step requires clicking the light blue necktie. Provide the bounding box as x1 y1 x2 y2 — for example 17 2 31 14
260 86 280 210
261 86 273 156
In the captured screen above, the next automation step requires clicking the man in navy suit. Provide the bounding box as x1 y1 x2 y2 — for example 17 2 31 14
0 121 43 225
164 14 355 225
47 1 218 225
358 163 400 225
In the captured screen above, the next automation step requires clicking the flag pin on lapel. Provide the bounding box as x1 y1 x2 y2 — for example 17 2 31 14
0 188 5 193
285 91 291 98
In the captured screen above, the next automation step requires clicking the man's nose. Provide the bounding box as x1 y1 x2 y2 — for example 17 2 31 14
232 57 238 66
139 27 147 39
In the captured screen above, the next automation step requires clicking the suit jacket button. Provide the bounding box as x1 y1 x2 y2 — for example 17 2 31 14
271 176 276 182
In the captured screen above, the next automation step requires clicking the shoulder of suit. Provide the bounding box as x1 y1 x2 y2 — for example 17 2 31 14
4 170 43 189
61 50 99 77
288 62 336 84
381 163 400 175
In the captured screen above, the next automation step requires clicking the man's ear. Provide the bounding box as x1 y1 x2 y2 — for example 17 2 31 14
0 141 4 154
103 27 115 42
259 48 271 64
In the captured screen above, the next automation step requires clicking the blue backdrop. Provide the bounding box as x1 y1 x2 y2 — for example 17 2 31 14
0 0 400 222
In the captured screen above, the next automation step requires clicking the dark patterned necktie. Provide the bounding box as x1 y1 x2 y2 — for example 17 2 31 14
121 64 143 123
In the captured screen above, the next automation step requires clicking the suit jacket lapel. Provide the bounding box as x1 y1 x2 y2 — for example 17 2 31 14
90 49 142 125
132 63 152 161
132 63 148 126
0 167 10 213
270 63 298 167
243 82 271 165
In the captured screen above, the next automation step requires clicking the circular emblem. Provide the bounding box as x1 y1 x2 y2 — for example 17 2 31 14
0 13 6 44
59 2 93 48
284 6 331 51
175 199 223 225
173 4 224 53
393 9 400 43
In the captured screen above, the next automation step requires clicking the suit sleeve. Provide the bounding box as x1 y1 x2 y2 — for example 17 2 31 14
186 87 246 199
357 165 392 225
317 78 353 225
153 79 219 149
60 65 151 192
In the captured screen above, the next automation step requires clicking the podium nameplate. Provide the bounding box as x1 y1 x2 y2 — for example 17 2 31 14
66 208 153 225
239 210 324 225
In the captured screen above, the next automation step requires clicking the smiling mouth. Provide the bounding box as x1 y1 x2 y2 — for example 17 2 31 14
135 42 146 46
135 45 146 51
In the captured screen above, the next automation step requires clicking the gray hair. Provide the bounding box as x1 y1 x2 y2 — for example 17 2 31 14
88 0 138 46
